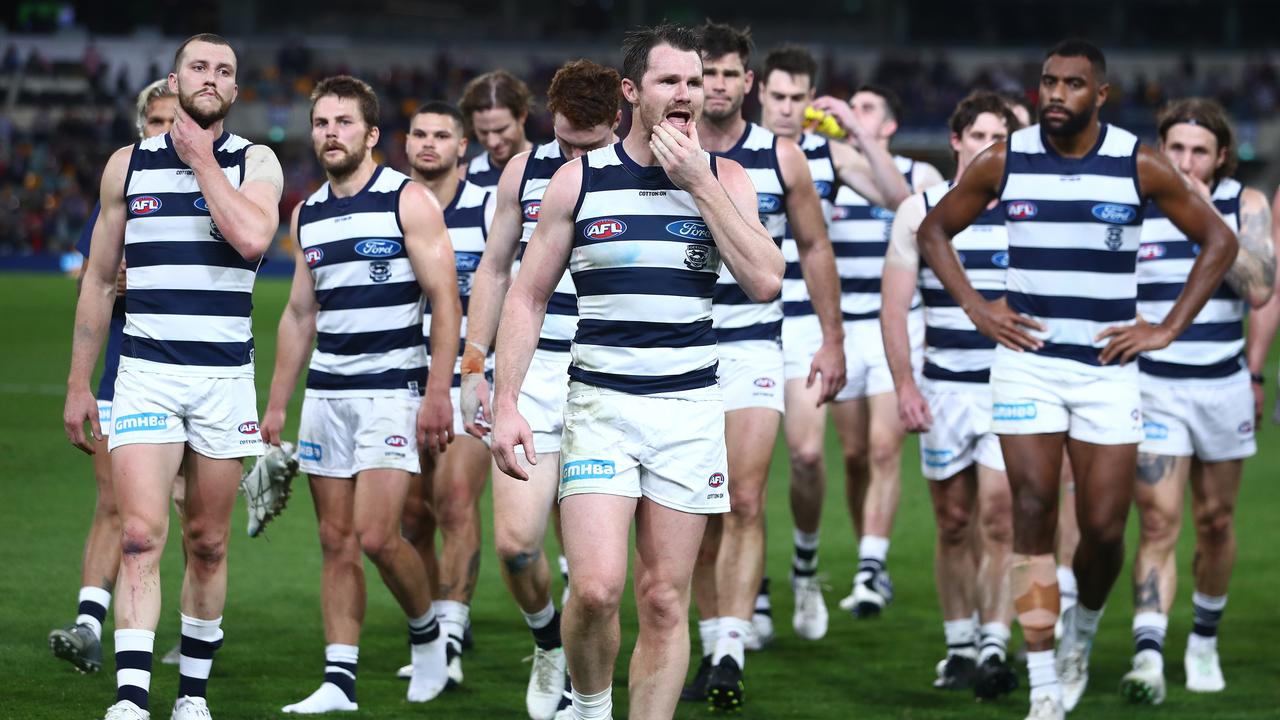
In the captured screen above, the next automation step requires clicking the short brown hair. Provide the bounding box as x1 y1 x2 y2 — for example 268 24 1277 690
172 33 235 74
546 60 621 130
458 70 532 130
310 75 380 129
949 91 1021 139
762 45 817 88
621 23 701 85
1157 98 1237 182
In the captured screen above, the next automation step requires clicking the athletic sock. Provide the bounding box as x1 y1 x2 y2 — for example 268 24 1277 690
523 602 562 651
76 586 111 641
1133 611 1168 656
1073 604 1103 640
754 578 772 618
1057 565 1078 612
979 622 1010 662
571 685 612 720
409 607 441 645
1026 649 1062 703
698 617 720 660
1191 592 1226 647
943 617 978 659
792 529 820 580
436 600 468 655
558 555 570 582
857 535 889 580
177 614 224 700
713 617 749 668
324 644 359 703
115 628 155 710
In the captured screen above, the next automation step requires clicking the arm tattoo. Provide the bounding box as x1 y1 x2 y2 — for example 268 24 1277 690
1225 201 1276 297
1137 453 1173 486
1134 567 1161 612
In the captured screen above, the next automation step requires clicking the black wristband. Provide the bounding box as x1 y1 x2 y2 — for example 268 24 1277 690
1251 372 1265 385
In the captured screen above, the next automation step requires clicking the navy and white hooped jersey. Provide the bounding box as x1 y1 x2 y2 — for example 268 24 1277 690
465 152 503 193
919 182 1008 384
122 131 260 377
712 123 785 343
518 140 578 353
298 166 426 397
569 142 722 395
1138 178 1245 379
424 180 491 386
1000 123 1145 367
781 133 839 317
828 155 918 322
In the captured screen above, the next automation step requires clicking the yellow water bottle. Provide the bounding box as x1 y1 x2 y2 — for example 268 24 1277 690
804 106 847 140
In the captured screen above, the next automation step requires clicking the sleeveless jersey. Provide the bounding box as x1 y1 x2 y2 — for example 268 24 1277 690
1137 178 1245 379
1000 123 1145 366
781 133 838 317
518 141 578 353
919 181 1008 383
425 180 490 386
711 123 786 343
569 142 722 394
298 165 426 396
122 131 259 377
828 155 918 322
465 152 503 193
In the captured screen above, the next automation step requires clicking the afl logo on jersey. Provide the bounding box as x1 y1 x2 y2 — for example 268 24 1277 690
1092 203 1137 224
1138 243 1165 261
585 219 627 240
992 251 1010 268
522 201 541 221
355 239 403 257
1006 201 1038 220
193 196 209 212
130 196 162 215
385 435 409 447
757 194 782 214
831 206 851 221
304 247 324 267
237 421 260 435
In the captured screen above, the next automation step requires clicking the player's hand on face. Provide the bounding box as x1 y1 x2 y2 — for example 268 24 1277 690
63 388 101 455
260 405 286 447
1095 315 1174 365
170 106 216 169
808 340 847 405
491 404 536 481
1182 172 1213 203
969 297 1044 352
460 372 492 439
651 121 712 192
896 380 932 433
417 389 454 455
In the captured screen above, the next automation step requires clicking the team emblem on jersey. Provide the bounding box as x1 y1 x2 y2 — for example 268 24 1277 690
385 435 409 447
238 421 260 435
708 472 726 488
456 252 482 273
1006 201 1038 220
522 200 541 221
304 247 324 267
129 196 162 215
585 218 627 240
1139 243 1165 261
1105 226 1124 251
193 196 210 212
992 251 1010 268
1091 203 1137 225
208 219 225 241
683 243 710 271
667 220 711 241
758 194 782 214
355 238 403 257
813 180 833 198
369 261 392 283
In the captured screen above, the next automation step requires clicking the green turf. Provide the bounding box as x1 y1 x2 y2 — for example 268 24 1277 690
1 272 1277 719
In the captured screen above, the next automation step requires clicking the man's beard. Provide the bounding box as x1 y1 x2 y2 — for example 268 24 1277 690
179 88 231 128
1039 105 1091 137
319 145 365 179
701 96 742 123
410 157 454 182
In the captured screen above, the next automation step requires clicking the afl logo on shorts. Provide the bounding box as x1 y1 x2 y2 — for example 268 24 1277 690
385 435 409 447
708 472 725 488
193 196 210 212
1238 421 1253 435
1006 201 1038 220
238 421 260 435
522 201 541 221
585 218 627 240
753 377 776 389
304 247 324 267
130 196 162 215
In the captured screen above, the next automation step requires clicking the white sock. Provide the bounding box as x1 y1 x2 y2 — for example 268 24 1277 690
1074 604 1104 638
178 614 223 700
571 686 612 720
407 609 447 702
436 600 469 648
558 555 570 579
713 617 749 668
698 617 720 659
1057 566 1078 604
522 600 556 630
1027 649 1061 701
979 622 1011 662
76 586 111 640
858 535 889 563
1187 631 1218 652
943 617 977 658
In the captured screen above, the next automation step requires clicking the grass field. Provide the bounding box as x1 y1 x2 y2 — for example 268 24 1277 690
1 271 1277 719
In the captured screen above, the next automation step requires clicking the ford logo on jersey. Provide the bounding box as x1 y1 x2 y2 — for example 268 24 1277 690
1006 201 1037 220
193 196 209 212
870 206 895 220
304 247 324 267
666 220 711 240
585 218 627 239
757 194 782 213
456 252 482 272
813 180 833 197
130 196 162 215
1092 203 1137 224
992 251 1010 268
355 239 403 257
522 200 541 221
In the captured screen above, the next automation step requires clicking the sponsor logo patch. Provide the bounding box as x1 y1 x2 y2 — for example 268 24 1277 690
813 180 833 197
129 196 163 215
238 421 260 435
304 247 324 267
455 252 482 273
1139 243 1166 261
584 218 627 240
992 251 1010 268
561 459 616 482
1238 420 1253 435
666 219 711 241
385 435 409 447
522 200 541 222
1006 201 1037 220
757 194 783 214
923 448 955 468
354 238 403 257
1092 203 1137 224
753 377 776 389
299 441 323 461
870 206 895 221
831 206 851 221
1143 420 1169 441
993 402 1038 421
193 196 210 212
708 472 725 488
114 412 168 434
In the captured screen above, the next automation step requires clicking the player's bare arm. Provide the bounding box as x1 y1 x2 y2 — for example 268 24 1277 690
828 137 910 211
1222 187 1276 308
401 181 462 453
1242 187 1280 424
908 161 945 193
459 150 530 436
651 121 782 300
918 142 1044 352
778 136 847 401
882 193 932 432
170 109 282 261
491 159 579 481
64 146 131 453
262 204 319 448
1097 146 1237 364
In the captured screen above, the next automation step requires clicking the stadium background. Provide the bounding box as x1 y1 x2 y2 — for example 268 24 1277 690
1 1 1278 717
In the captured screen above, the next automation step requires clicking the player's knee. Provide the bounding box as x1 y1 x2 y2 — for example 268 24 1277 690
356 524 398 561
1194 503 1234 545
120 520 163 558
636 579 685 632
495 535 542 575
435 493 476 534
935 503 973 547
185 528 228 569
867 432 901 469
789 442 825 477
317 518 356 558
979 503 1013 547
728 488 764 524
570 576 623 619
1137 504 1179 545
